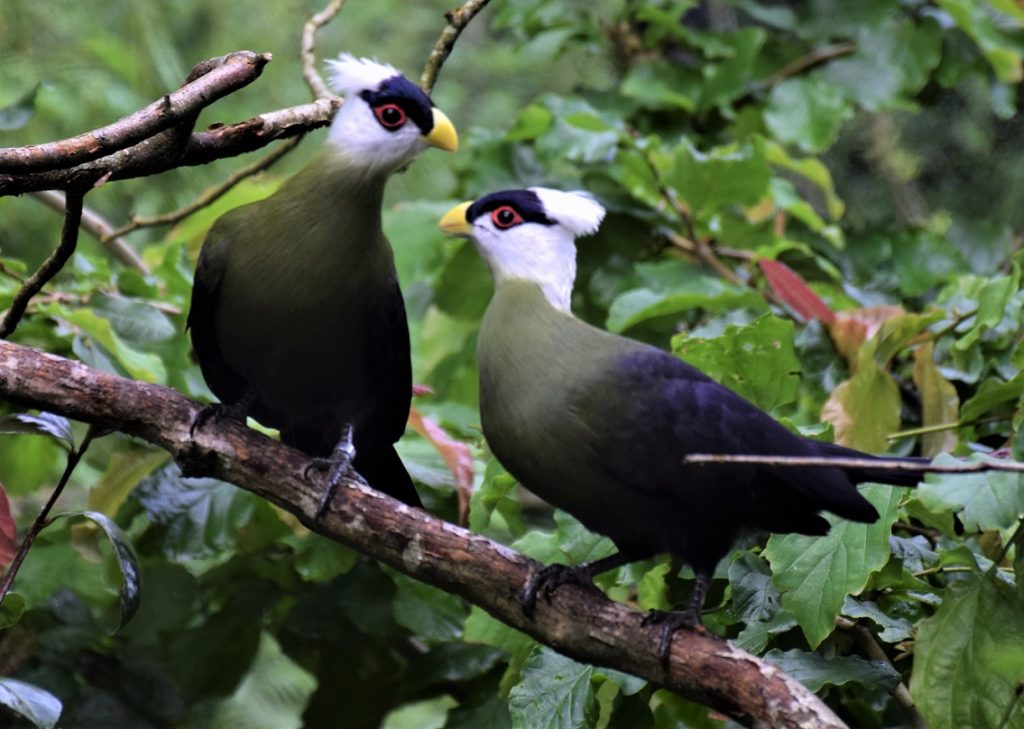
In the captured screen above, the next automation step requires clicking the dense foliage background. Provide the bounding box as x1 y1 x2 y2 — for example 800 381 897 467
2 1 1024 727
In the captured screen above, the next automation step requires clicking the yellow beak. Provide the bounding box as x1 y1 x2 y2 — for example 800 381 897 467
439 201 474 235
425 108 459 152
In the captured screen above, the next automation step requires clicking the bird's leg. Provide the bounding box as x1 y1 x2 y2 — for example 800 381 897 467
521 551 633 617
189 389 257 438
641 570 710 668
304 424 365 520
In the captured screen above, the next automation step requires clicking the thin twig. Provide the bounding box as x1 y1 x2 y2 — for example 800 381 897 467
301 0 347 100
835 616 927 729
0 190 85 339
106 135 303 239
0 426 96 606
31 191 149 275
760 43 857 90
421 0 492 94
989 515 1024 575
684 453 1024 473
0 263 26 284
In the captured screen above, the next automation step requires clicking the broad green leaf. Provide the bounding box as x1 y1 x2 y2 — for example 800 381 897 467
728 551 781 623
91 293 176 343
290 535 358 582
0 678 61 729
0 593 25 629
0 83 42 130
766 484 904 647
669 141 772 213
607 282 765 334
206 632 317 729
912 343 960 457
553 510 616 565
390 571 466 642
952 265 1020 351
917 454 1024 532
937 0 1024 82
636 561 670 611
509 647 598 729
959 372 1024 422
764 649 900 692
506 104 555 141
134 464 258 562
821 365 900 452
60 510 142 631
673 314 800 411
381 695 458 729
0 412 74 451
621 60 697 112
912 575 1024 729
764 76 854 153
88 446 170 515
50 306 167 384
841 596 913 643
463 606 536 658
761 138 844 220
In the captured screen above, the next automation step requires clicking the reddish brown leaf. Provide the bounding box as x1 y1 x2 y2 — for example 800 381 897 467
758 259 835 323
827 305 905 367
0 483 16 569
408 407 474 525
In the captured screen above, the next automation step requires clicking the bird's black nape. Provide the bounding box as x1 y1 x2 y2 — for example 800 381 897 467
465 189 557 227
359 75 435 136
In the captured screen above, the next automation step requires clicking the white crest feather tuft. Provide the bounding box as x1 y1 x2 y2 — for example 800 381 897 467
325 53 400 96
530 188 606 237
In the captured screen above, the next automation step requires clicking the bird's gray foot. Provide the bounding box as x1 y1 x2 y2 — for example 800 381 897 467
641 571 710 667
304 424 362 520
520 552 632 617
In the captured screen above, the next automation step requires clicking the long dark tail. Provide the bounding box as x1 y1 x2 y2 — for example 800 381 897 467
281 426 422 508
354 445 422 508
816 442 927 487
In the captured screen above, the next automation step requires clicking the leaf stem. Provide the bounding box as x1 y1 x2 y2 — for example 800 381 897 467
0 426 97 605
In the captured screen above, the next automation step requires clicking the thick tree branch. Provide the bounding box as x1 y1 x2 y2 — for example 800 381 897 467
0 339 847 729
0 190 84 338
0 51 271 177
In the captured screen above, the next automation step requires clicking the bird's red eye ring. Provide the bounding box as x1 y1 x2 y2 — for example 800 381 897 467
491 206 523 229
373 103 407 130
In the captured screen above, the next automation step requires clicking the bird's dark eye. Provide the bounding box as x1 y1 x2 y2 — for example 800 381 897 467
373 103 407 130
491 206 523 229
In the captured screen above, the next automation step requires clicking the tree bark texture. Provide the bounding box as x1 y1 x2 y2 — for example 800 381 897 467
0 339 847 729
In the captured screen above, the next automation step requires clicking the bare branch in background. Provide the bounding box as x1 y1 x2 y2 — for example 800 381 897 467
684 452 1022 473
30 191 150 275
301 0 348 100
0 191 85 338
0 52 271 177
421 0 492 94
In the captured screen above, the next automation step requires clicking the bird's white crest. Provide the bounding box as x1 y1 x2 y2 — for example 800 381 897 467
530 188 606 237
325 54 400 96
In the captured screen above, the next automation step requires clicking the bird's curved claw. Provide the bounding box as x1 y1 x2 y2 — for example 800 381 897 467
641 609 704 668
520 563 603 617
304 425 363 520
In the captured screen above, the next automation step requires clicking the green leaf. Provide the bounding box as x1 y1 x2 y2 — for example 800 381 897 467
821 364 901 453
0 412 74 451
49 306 168 384
841 596 913 643
952 265 1021 351
506 104 555 142
0 83 42 131
764 76 854 153
620 60 697 112
135 464 258 561
0 678 61 729
0 593 25 629
669 141 772 212
728 551 781 623
206 632 317 729
959 372 1024 422
761 138 844 220
673 314 800 411
937 0 1024 83
88 446 170 516
764 649 900 692
391 571 466 642
917 454 1024 532
509 647 598 729
765 484 904 647
381 695 458 729
61 510 142 631
90 293 177 343
463 606 536 658
291 535 358 582
607 281 765 334
912 575 1024 729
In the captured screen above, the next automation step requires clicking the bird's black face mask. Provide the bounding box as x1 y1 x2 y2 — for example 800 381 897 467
360 76 435 136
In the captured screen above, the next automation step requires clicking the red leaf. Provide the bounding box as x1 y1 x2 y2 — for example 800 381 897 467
759 259 835 323
0 484 16 570
407 407 474 525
